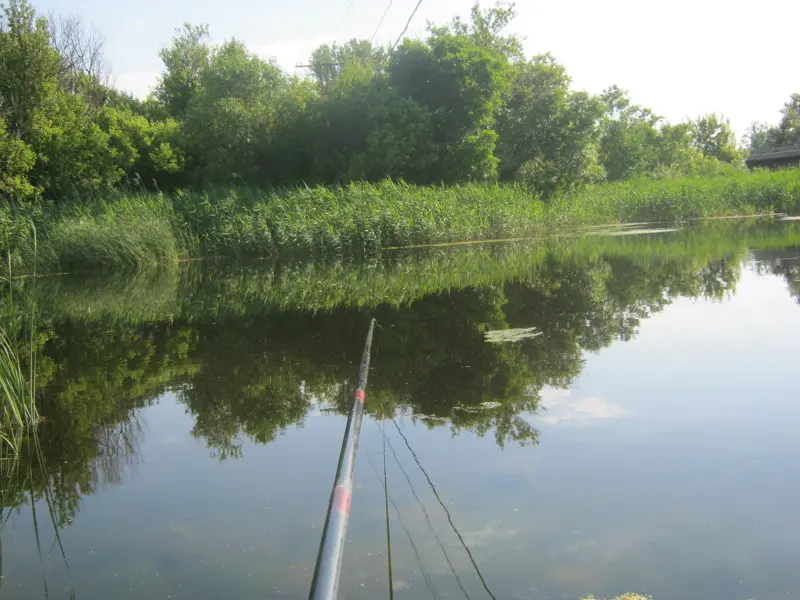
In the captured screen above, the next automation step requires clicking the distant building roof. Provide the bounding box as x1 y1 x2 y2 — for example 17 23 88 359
746 144 800 167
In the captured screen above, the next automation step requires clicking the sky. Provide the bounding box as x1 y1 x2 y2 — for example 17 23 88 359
31 0 800 137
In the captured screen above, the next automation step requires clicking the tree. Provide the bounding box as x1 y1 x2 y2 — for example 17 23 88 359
745 93 800 151
308 39 385 94
597 86 662 180
497 54 604 196
47 12 107 105
775 93 800 146
693 113 742 163
0 116 35 196
181 39 286 184
388 4 516 183
0 0 61 139
154 23 210 119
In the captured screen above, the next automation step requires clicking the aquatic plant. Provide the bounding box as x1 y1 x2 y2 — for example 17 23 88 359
0 169 798 273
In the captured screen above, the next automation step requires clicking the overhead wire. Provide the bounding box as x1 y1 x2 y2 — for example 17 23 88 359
370 0 394 43
335 0 358 37
388 0 424 54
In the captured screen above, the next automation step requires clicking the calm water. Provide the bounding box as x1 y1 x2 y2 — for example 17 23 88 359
2 220 800 600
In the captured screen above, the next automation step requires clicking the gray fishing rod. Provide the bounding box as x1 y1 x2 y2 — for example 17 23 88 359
309 318 377 600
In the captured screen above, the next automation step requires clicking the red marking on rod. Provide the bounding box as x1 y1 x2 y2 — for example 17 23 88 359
333 485 352 514
355 389 366 403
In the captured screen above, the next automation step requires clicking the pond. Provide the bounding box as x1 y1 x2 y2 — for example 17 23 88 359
1 218 799 600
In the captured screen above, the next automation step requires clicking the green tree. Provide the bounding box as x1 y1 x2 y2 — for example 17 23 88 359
745 93 800 151
388 4 517 182
97 106 183 189
775 93 800 145
597 86 662 180
0 117 35 196
309 39 385 94
0 0 61 139
497 54 604 196
154 23 210 119
181 39 286 184
693 113 742 163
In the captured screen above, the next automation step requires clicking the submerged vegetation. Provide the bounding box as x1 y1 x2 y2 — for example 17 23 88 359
1 171 799 273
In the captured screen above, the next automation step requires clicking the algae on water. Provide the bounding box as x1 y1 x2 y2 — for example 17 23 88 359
484 327 542 343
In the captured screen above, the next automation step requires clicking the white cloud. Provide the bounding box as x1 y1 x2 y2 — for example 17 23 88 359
538 387 627 425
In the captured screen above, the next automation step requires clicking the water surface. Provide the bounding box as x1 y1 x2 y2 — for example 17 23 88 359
2 220 799 600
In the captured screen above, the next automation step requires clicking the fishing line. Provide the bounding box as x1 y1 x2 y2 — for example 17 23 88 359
385 434 472 599
367 438 439 600
391 418 497 600
382 422 395 600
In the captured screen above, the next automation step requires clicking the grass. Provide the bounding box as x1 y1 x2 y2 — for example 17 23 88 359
0 222 40 452
0 328 38 450
1 168 799 273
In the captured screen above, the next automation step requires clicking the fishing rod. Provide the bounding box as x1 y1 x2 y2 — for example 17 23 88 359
309 318 377 600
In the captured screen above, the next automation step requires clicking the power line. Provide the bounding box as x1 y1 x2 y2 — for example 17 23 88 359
371 0 393 43
335 0 358 36
389 0 424 54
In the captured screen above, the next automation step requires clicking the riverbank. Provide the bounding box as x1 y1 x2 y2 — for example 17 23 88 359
2 169 799 274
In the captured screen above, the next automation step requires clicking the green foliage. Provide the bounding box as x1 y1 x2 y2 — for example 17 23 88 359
746 92 800 151
388 14 512 182
181 39 286 184
0 326 38 448
497 54 604 196
693 113 742 163
309 39 385 93
154 23 210 118
0 0 768 202
547 168 800 226
0 117 36 197
43 196 181 270
28 89 121 196
598 86 664 180
0 0 61 139
1 169 799 273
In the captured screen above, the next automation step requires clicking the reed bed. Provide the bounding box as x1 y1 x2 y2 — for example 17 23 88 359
1 169 798 273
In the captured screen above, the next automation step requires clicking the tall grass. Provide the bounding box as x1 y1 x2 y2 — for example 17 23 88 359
547 168 800 226
0 222 40 451
1 169 799 273
0 329 38 450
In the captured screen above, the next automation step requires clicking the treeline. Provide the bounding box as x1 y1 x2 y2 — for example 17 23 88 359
747 94 800 151
0 0 798 202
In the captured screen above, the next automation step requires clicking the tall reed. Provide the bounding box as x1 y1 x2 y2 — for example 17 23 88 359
0 223 40 451
0 168 798 273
